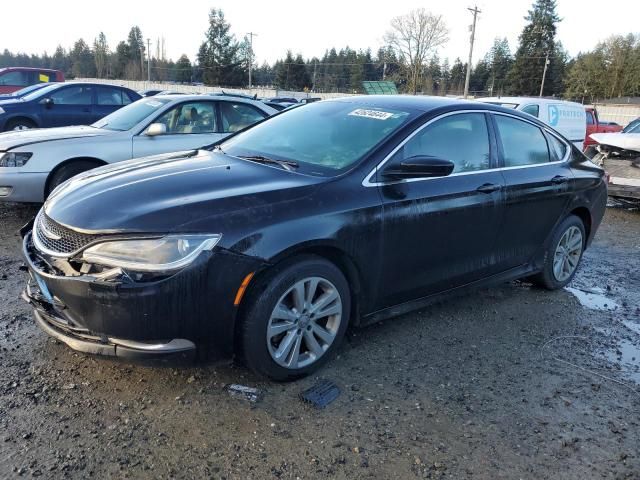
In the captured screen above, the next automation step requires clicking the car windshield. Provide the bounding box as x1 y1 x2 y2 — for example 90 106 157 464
92 98 171 131
22 83 64 101
7 84 47 97
220 101 415 174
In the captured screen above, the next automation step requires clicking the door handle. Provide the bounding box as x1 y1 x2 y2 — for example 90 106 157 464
476 183 502 193
551 175 569 184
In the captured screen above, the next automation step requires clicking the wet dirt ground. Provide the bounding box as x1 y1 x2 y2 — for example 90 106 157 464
1 203 639 479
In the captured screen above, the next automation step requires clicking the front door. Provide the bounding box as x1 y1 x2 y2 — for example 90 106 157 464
132 100 225 157
376 111 506 309
43 85 94 127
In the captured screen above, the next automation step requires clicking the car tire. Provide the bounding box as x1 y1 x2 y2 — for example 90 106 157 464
5 118 36 131
46 161 101 197
530 214 586 290
239 255 351 381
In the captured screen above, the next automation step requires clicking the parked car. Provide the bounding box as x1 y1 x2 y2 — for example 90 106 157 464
476 97 587 150
20 96 607 380
589 132 640 203
0 67 64 94
0 94 276 202
584 107 623 148
0 82 53 100
262 101 287 111
139 89 164 97
265 96 299 104
0 82 141 131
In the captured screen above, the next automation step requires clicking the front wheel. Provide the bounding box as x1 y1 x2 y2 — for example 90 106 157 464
530 214 586 290
5 118 36 131
240 256 350 381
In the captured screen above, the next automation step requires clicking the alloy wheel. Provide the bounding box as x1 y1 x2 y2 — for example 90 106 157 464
552 225 583 282
266 276 342 369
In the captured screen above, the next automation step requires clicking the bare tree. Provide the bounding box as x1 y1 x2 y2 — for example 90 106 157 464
384 9 449 94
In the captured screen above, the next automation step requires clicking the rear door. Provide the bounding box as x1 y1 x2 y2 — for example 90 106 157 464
132 100 225 157
376 111 506 309
491 112 574 269
43 85 95 126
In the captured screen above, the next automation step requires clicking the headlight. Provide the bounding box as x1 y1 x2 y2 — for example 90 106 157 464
81 234 221 272
0 152 32 167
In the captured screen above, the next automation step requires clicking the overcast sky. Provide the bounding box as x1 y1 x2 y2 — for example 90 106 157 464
0 0 637 66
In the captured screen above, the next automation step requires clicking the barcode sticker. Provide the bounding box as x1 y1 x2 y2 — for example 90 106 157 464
348 109 394 120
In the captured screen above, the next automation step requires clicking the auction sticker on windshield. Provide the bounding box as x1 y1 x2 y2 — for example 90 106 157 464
145 100 163 108
348 109 394 120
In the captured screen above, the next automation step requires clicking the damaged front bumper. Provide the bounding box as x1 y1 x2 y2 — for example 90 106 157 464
21 230 265 360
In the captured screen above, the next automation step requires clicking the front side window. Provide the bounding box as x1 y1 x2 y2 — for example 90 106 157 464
50 86 93 105
154 101 216 134
586 112 595 125
0 71 29 86
495 115 550 167
221 101 415 175
390 112 491 174
219 102 267 133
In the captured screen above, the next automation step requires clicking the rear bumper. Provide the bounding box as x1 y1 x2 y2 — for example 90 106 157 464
0 170 48 202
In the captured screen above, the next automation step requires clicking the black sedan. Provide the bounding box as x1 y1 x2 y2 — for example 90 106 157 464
21 96 607 380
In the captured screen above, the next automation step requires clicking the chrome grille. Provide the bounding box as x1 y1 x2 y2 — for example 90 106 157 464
34 212 98 256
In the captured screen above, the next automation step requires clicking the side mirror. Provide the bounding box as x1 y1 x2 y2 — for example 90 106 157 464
42 98 54 108
382 155 455 180
145 123 167 137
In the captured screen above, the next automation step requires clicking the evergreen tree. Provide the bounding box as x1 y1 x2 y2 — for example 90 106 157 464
70 39 95 78
94 32 109 78
175 54 192 83
508 0 562 96
197 8 242 86
449 58 467 95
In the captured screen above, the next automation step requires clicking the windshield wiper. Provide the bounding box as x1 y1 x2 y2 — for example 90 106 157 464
237 155 299 171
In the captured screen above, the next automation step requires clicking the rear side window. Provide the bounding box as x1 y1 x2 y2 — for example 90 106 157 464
495 115 550 167
219 102 267 133
391 112 491 173
521 104 539 118
97 87 127 106
547 134 568 161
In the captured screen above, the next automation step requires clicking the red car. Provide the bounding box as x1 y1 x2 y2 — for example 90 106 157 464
585 107 623 148
0 67 64 94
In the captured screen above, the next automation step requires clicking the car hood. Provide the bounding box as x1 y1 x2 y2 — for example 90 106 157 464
0 125 112 151
590 133 640 153
44 150 323 234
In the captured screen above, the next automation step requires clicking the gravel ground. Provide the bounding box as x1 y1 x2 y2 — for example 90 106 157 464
0 202 639 479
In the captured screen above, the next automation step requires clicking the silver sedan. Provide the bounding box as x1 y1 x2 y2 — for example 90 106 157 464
0 94 277 202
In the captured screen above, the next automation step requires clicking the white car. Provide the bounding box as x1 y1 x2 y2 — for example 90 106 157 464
0 94 277 202
476 96 587 150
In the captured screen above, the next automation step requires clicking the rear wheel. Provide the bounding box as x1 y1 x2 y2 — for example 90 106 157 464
46 160 102 197
240 256 350 381
530 214 585 290
5 118 36 131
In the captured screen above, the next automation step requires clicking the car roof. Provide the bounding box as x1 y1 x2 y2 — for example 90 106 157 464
476 96 585 108
329 95 480 113
0 66 61 72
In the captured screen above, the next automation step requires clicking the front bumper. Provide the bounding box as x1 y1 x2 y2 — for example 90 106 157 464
0 170 48 202
21 231 265 359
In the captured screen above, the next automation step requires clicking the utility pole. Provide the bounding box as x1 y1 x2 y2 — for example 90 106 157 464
312 60 317 92
463 6 481 99
539 51 550 97
147 38 151 82
382 62 387 81
247 32 257 89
